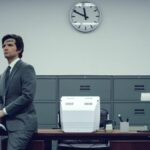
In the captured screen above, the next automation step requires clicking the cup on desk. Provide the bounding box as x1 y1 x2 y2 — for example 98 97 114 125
120 121 129 132
106 123 113 131
105 120 113 131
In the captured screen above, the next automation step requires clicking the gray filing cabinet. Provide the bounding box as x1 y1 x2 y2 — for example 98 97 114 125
34 76 58 128
33 75 150 130
113 76 150 128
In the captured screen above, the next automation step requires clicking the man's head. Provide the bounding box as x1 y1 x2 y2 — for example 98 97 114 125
2 34 24 59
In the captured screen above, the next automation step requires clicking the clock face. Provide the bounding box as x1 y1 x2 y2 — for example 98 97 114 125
70 2 101 33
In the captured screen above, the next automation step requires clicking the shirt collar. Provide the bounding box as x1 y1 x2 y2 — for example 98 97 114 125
9 58 20 72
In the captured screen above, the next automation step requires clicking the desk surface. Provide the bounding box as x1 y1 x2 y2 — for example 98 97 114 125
1 129 150 140
35 129 150 140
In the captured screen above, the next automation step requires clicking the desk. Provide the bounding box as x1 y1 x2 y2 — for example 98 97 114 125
35 129 150 140
1 129 150 150
33 129 150 150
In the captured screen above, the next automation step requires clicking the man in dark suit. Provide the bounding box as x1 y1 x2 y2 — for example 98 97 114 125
0 34 37 150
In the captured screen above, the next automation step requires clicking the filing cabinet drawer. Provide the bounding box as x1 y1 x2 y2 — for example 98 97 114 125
114 102 150 125
59 79 111 101
35 77 57 101
114 78 150 101
34 102 57 126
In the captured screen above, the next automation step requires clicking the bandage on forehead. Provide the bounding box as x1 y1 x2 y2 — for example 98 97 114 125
4 38 16 43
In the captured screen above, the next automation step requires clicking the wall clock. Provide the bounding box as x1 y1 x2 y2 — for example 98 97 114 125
70 2 101 33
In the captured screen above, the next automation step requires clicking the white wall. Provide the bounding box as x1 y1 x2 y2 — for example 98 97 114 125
0 0 150 75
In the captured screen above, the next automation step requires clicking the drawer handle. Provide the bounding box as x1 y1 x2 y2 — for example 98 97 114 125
134 85 145 91
80 85 91 91
134 109 145 114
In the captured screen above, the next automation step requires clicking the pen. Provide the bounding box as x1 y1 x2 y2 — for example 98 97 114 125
118 114 123 122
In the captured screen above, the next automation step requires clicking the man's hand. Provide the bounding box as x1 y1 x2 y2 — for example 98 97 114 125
0 110 5 118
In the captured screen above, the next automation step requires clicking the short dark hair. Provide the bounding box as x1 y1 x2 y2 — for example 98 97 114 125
2 34 24 58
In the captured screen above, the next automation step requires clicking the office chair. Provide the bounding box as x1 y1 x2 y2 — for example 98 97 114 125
57 108 110 150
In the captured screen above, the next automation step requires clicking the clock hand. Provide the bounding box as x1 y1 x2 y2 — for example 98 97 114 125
73 10 85 17
83 8 89 20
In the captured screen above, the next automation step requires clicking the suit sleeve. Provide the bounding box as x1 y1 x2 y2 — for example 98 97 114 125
5 65 36 116
0 75 3 109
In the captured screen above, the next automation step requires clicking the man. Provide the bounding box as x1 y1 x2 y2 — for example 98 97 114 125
0 34 37 150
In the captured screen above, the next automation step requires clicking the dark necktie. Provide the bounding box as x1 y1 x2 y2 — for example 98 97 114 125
5 66 11 88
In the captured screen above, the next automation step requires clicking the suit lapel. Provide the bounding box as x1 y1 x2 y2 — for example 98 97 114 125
1 69 9 104
5 60 22 93
0 73 6 97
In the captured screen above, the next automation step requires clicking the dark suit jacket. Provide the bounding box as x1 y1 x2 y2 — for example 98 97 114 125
0 60 37 131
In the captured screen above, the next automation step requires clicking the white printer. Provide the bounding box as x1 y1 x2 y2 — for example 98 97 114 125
60 96 100 133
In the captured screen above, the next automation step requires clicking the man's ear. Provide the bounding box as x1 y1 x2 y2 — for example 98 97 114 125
17 49 22 53
16 49 22 57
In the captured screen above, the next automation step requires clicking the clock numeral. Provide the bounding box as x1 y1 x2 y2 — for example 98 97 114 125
93 21 98 26
90 25 93 29
94 8 98 12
